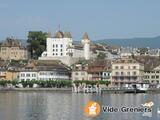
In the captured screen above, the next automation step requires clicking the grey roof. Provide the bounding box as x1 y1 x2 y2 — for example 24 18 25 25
1 37 21 47
37 65 70 72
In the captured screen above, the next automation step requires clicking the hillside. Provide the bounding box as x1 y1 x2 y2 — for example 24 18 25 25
96 36 160 48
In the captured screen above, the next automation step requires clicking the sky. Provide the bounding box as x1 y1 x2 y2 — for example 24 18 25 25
0 0 160 40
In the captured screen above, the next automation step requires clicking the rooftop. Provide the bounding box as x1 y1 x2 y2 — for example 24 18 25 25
113 57 139 64
1 37 22 47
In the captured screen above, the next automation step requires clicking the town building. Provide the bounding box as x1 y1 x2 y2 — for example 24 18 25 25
39 31 92 66
72 64 88 81
0 37 28 60
144 65 160 84
111 57 144 87
19 63 38 81
37 64 71 80
87 60 111 81
19 61 71 81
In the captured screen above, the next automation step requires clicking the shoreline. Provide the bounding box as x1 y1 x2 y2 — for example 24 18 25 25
0 88 160 94
0 88 72 92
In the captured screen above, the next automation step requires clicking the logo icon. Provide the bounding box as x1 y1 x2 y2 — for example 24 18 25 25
141 101 154 108
142 101 154 118
85 101 100 117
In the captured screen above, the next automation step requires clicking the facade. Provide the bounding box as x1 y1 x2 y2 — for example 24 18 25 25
102 71 111 80
39 31 91 66
112 57 144 86
6 71 19 81
87 60 111 81
37 65 70 80
0 67 19 81
0 68 7 80
19 71 37 81
144 65 160 84
0 37 28 60
72 64 88 81
19 62 71 81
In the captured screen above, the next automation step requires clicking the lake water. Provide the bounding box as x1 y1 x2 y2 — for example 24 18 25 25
0 91 160 120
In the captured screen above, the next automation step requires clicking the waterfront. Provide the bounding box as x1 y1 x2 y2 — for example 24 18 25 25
0 92 160 120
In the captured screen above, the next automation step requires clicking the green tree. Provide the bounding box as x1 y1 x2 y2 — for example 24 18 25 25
21 80 28 88
27 31 47 59
97 52 106 59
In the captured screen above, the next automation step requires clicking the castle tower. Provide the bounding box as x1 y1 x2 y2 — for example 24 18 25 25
81 32 90 60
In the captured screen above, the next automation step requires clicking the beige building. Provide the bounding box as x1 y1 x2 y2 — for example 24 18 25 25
72 64 88 81
144 65 160 84
112 57 144 86
0 37 28 60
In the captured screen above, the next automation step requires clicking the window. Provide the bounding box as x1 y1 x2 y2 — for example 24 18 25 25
115 66 118 69
53 53 54 55
120 66 124 69
127 72 130 75
128 66 130 69
144 76 149 79
56 49 58 52
115 72 119 75
56 44 58 47
156 71 160 73
133 72 136 75
21 73 25 77
75 72 79 75
151 76 155 79
121 72 124 75
53 49 55 51
133 66 136 69
26 74 30 77
61 53 63 56
32 74 36 77
60 49 63 52
50 73 54 75
156 76 159 79
61 44 63 47
53 44 55 47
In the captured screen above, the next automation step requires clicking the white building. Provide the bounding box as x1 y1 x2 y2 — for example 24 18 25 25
39 31 91 65
37 65 70 80
19 62 71 81
19 71 37 81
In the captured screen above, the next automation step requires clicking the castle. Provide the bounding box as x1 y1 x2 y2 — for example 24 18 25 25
39 31 92 65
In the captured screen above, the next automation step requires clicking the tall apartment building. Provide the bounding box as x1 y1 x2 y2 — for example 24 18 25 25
112 57 144 86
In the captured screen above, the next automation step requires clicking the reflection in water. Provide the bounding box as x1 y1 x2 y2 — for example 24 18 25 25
0 92 159 120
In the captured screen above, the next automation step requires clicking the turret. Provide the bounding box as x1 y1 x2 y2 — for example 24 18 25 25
81 32 90 60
